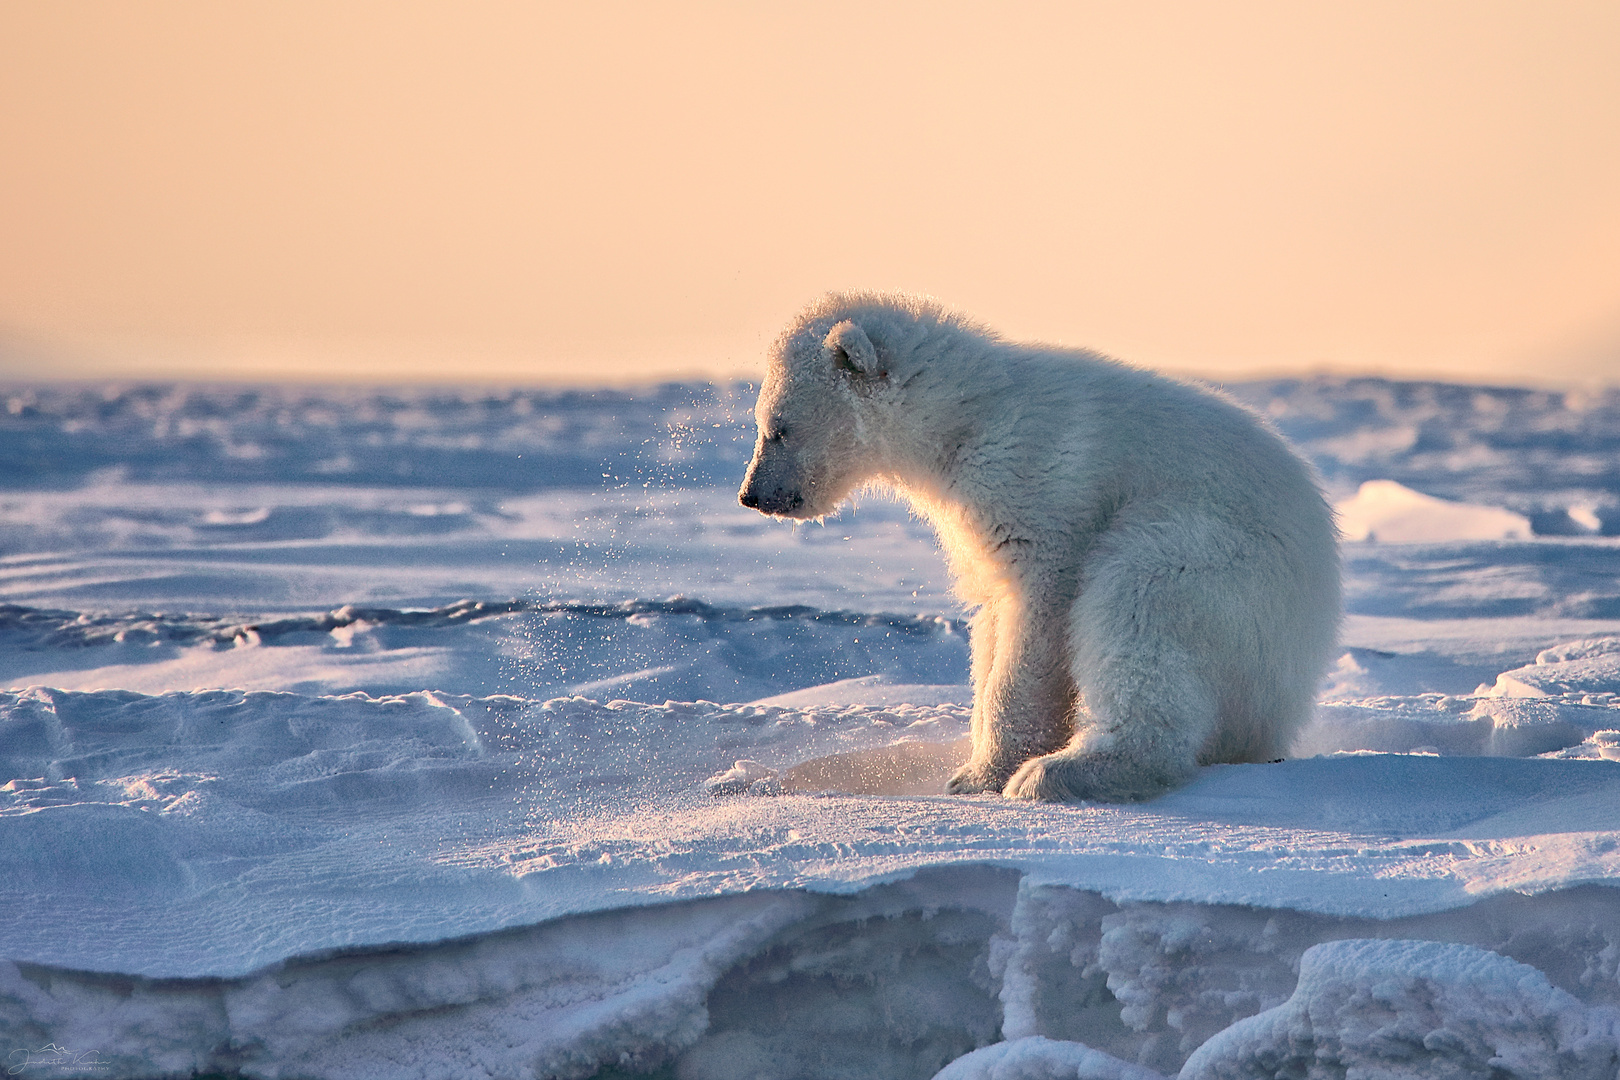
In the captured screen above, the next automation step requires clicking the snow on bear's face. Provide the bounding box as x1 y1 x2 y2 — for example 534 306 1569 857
738 318 884 520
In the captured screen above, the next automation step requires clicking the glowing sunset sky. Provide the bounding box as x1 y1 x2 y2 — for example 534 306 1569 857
2 2 1617 385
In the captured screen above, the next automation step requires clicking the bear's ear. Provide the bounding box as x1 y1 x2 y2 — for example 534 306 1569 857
824 320 881 377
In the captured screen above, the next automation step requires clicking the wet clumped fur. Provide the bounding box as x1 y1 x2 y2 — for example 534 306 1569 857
739 291 1341 802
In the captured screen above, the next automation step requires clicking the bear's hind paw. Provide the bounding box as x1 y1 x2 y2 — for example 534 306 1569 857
1002 756 1069 802
1004 753 1117 803
1005 751 1185 803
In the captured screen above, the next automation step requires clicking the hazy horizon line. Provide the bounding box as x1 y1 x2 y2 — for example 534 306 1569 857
3 325 1615 394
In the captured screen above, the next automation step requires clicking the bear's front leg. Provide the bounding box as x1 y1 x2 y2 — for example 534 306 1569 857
946 596 1073 794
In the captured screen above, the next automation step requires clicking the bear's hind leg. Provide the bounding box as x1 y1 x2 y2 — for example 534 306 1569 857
1003 636 1216 804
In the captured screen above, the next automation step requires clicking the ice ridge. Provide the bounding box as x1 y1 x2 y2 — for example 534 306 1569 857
0 597 968 650
6 876 1620 1079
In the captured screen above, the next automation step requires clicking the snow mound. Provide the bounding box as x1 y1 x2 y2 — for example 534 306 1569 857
931 1036 1167 1080
753 675 973 708
706 738 974 798
1335 479 1532 543
704 757 784 795
1180 938 1620 1079
1544 729 1620 762
1482 635 1620 701
1301 692 1614 758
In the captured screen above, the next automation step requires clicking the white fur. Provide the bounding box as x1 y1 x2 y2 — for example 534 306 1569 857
738 292 1341 802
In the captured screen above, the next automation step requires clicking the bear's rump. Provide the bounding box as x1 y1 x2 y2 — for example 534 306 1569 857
1065 515 1331 764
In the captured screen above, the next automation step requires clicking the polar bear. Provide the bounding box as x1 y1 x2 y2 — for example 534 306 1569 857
737 292 1341 802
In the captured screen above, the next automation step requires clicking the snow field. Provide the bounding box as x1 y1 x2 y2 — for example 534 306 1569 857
3 377 1620 1077
3 639 1620 1076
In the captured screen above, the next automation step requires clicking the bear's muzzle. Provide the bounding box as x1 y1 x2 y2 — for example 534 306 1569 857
738 484 806 516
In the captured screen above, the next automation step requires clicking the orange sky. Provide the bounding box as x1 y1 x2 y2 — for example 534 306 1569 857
2 2 1618 385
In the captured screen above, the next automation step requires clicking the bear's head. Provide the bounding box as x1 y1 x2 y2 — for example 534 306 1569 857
738 307 893 520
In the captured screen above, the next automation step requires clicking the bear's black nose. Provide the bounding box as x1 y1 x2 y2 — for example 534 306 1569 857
739 490 760 509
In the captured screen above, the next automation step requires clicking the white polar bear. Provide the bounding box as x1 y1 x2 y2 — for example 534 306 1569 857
738 292 1341 802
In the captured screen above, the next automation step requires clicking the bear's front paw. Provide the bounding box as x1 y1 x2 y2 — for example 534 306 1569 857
946 763 1005 795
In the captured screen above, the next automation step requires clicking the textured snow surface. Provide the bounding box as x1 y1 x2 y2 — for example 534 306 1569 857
946 938 1620 1080
1180 938 1620 1079
4 679 1620 980
2 377 1620 1078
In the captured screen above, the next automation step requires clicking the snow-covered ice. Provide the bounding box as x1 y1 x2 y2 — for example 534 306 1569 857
2 378 1619 1078
1334 479 1534 543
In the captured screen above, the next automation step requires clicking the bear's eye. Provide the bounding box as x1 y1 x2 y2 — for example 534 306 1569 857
767 428 788 444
